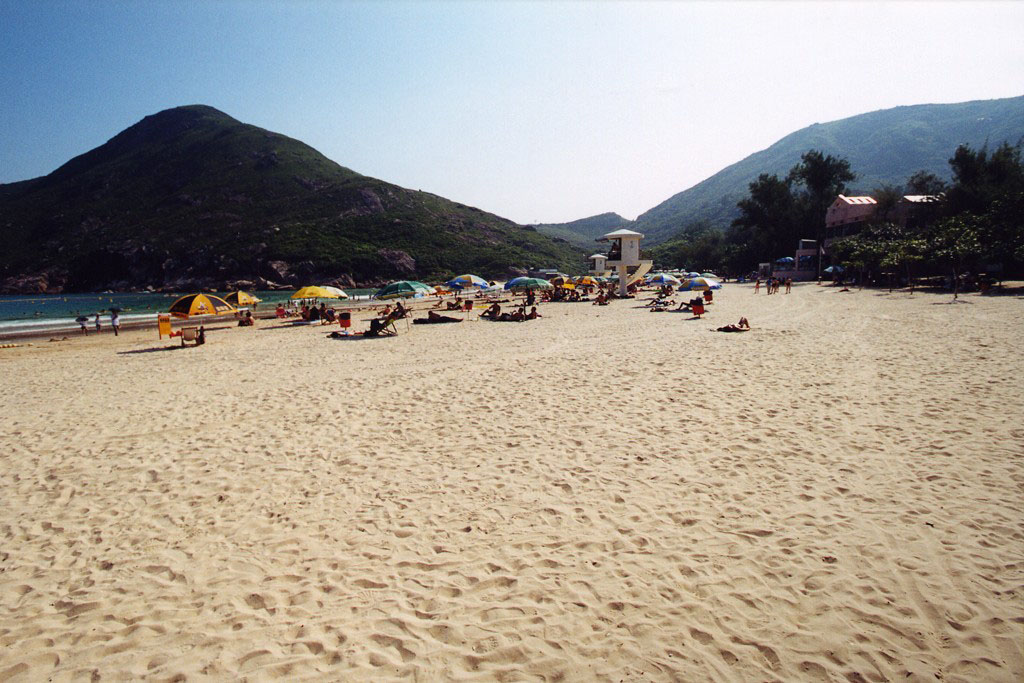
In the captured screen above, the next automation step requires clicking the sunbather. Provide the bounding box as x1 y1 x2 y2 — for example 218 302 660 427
414 310 462 324
716 317 750 332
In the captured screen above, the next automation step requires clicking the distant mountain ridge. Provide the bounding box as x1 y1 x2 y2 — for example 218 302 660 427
532 212 633 250
631 95 1024 244
0 105 584 293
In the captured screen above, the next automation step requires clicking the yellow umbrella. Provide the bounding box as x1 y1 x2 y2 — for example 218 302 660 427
168 293 237 319
224 290 262 306
291 286 342 300
549 276 575 287
575 276 600 287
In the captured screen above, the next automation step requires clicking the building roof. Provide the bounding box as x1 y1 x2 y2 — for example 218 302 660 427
588 253 607 260
598 228 645 241
834 195 877 205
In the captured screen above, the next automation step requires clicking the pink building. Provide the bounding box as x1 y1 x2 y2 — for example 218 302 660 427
825 195 877 243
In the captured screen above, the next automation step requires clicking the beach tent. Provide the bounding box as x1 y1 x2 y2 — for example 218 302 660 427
168 293 236 319
291 286 345 300
374 281 434 299
505 277 553 292
446 274 488 290
224 290 262 307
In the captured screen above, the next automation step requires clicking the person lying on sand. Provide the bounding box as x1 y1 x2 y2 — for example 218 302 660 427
716 317 751 332
414 310 462 324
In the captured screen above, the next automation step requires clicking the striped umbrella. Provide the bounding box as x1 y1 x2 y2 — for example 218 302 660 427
646 273 681 286
446 274 488 289
679 277 722 292
504 277 553 292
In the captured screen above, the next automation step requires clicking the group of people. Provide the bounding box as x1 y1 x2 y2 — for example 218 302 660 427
479 303 541 322
78 310 120 336
753 277 791 295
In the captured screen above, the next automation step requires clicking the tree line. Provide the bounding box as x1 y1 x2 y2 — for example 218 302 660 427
649 142 1024 291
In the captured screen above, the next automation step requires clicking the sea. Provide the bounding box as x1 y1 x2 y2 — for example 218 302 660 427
0 289 377 338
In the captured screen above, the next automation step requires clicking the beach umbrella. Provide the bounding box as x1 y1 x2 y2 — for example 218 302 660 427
374 280 434 299
224 290 263 306
321 286 349 299
574 275 601 287
701 273 718 279
776 256 795 263
678 277 722 292
685 271 701 278
446 274 488 290
646 273 681 286
548 275 575 287
291 286 342 300
504 277 553 291
168 293 237 319
824 265 844 274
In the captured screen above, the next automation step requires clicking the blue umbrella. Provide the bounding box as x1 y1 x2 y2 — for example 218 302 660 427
824 265 844 274
776 256 795 263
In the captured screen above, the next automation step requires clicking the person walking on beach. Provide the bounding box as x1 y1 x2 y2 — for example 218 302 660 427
110 310 120 336
754 278 761 294
785 278 792 294
94 312 101 333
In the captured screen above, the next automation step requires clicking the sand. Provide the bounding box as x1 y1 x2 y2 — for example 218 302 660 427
1 283 1021 681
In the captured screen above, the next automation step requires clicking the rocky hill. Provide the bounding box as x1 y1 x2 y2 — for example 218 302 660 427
0 105 584 293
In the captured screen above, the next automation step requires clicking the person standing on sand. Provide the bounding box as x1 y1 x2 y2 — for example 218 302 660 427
754 278 761 294
785 278 792 294
94 312 101 333
110 310 120 336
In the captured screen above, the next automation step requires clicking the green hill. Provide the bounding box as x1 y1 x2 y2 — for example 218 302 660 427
0 105 584 293
635 95 1024 244
532 212 633 250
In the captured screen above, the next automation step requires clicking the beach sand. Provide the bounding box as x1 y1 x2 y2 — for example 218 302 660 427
1 284 1021 681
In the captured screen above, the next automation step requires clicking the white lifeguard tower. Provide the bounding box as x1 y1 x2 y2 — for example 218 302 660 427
588 253 610 278
597 229 652 297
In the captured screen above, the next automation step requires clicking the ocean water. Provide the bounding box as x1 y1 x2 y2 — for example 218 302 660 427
0 290 376 336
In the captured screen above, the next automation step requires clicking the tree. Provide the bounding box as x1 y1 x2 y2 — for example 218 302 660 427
905 170 947 195
787 150 856 278
730 173 798 269
930 215 983 299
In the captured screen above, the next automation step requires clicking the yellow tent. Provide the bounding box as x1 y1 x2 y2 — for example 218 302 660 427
224 290 262 307
168 293 237 319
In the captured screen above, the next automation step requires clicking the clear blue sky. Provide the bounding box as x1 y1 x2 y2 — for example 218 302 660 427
2 1 1022 224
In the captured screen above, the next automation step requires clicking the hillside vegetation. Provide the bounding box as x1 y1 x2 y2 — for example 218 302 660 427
0 105 584 293
635 95 1024 244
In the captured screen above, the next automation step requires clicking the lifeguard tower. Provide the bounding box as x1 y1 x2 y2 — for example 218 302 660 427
597 229 652 297
588 253 610 278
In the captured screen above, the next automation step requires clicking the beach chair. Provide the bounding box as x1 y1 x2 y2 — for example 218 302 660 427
691 302 705 318
158 314 173 339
